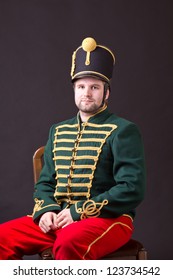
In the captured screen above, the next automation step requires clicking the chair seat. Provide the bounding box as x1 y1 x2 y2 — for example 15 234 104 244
39 239 147 260
40 248 54 260
100 239 147 260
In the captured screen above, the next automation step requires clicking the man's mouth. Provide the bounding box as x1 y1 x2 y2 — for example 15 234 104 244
81 99 93 102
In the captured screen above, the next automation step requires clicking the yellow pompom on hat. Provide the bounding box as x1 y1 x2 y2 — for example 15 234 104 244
71 37 115 83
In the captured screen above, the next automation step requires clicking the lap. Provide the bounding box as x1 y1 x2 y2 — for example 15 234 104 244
0 214 133 259
54 215 133 259
57 214 133 238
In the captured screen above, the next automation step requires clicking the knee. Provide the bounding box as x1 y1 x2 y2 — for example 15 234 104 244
53 229 80 259
0 223 14 257
0 223 10 243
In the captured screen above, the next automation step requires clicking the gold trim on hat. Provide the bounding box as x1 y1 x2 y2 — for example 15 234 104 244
97 44 116 64
71 51 76 77
72 70 110 82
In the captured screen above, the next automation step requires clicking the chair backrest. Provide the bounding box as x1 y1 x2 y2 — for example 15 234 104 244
33 146 45 184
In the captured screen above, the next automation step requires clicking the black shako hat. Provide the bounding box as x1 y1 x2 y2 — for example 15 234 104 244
71 37 115 84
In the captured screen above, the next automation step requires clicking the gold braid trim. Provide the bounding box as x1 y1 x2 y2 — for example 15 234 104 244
83 221 132 259
33 198 44 212
71 51 76 77
53 122 117 205
32 198 44 216
76 199 108 219
56 182 91 187
32 198 60 216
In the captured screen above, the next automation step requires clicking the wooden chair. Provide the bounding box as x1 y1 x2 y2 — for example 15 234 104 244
33 146 147 260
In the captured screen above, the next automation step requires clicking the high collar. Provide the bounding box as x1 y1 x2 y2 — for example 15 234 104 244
77 105 111 125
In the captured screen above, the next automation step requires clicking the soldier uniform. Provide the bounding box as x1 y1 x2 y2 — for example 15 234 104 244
0 37 146 260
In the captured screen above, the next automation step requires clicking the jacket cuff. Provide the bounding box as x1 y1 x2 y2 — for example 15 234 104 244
32 204 61 223
70 204 81 221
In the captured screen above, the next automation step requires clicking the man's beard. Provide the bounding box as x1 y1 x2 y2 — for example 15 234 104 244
77 100 102 114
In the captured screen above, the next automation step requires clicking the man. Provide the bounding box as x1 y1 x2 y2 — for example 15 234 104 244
0 37 146 260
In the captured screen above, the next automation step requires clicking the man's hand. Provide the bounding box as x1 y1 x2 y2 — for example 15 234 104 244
39 209 74 233
39 212 58 233
56 208 74 228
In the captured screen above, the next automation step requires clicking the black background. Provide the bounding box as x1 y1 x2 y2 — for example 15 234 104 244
0 0 173 259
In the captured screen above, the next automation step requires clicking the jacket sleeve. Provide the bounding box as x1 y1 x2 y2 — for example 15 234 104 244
32 125 61 223
70 123 146 221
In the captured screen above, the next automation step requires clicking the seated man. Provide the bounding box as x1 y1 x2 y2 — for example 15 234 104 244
0 37 146 260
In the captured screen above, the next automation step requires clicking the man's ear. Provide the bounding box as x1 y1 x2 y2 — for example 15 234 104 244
105 89 110 100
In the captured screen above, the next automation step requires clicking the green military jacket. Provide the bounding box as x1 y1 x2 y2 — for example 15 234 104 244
32 105 146 222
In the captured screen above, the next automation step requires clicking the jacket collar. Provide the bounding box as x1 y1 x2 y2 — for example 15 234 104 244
77 104 110 124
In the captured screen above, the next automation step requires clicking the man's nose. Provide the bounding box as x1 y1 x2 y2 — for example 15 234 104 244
83 87 91 96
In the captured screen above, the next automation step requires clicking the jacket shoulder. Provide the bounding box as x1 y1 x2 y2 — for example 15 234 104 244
107 113 137 128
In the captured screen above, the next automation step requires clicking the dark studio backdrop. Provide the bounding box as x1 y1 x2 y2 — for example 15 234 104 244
0 0 173 260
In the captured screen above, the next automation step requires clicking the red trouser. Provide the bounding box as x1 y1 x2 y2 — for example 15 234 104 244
0 215 133 260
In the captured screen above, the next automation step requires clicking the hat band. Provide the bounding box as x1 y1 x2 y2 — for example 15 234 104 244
72 71 110 82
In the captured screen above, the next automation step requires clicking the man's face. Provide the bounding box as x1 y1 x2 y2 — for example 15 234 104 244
74 77 109 116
